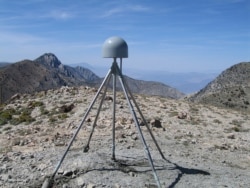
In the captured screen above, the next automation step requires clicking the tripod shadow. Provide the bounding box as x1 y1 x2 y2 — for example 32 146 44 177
79 155 210 188
167 162 210 188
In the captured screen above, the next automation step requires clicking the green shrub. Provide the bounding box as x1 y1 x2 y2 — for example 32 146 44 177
19 111 35 123
213 119 222 124
10 109 35 125
40 106 49 115
230 119 243 126
233 126 240 132
49 116 57 123
58 113 68 120
28 101 44 108
0 108 16 125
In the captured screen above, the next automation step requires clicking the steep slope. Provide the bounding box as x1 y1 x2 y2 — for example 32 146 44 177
189 62 250 111
34 53 100 82
0 60 74 103
0 54 100 103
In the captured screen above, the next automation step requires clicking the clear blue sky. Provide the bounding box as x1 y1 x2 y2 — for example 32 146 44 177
1 0 249 72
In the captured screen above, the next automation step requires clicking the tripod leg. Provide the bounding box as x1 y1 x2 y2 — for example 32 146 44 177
112 73 116 160
130 95 167 160
50 68 112 180
84 73 111 152
117 68 167 160
117 74 162 188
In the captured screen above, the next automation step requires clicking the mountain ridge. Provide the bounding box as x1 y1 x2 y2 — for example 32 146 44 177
189 62 250 111
0 53 184 103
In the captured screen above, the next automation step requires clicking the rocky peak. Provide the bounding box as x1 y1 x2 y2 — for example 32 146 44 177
34 53 62 68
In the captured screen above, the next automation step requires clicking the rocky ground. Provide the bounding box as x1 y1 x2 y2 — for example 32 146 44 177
0 86 249 188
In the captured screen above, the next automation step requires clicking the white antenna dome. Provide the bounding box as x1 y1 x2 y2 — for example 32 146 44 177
102 36 128 58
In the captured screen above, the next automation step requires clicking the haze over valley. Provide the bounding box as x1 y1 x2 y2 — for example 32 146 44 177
71 62 219 94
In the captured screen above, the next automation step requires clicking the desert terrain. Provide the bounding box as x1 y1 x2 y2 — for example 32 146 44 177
0 86 249 187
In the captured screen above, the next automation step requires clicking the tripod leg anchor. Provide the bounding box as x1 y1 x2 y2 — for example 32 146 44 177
83 145 89 153
112 154 116 161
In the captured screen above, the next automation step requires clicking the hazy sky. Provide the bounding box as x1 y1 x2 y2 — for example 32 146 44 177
1 0 249 72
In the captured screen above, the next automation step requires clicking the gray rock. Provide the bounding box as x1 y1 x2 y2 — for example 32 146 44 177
150 119 162 128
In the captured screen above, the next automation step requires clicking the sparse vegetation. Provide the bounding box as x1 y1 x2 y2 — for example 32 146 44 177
11 109 35 125
230 119 243 126
0 145 12 154
0 108 15 125
49 116 57 123
189 117 201 125
0 107 35 126
28 100 44 108
232 126 240 132
40 106 49 115
213 119 222 124
58 113 68 120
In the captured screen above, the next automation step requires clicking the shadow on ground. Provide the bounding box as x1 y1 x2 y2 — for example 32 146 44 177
49 155 210 188
167 162 210 188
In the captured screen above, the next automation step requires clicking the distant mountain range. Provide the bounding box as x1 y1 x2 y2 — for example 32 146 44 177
1 60 218 95
69 63 218 94
0 53 184 103
1 54 249 112
0 62 12 68
189 62 250 112
122 70 218 94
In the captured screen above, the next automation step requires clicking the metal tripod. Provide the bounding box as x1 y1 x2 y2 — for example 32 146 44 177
48 58 166 188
